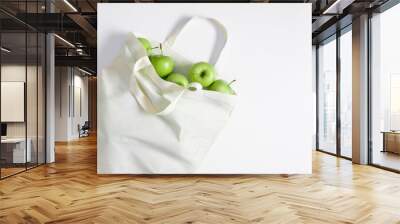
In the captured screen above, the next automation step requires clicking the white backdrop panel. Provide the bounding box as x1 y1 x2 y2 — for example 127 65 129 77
1 82 25 122
98 3 312 174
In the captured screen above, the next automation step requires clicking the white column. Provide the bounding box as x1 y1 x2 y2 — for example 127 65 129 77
45 0 56 163
46 33 55 163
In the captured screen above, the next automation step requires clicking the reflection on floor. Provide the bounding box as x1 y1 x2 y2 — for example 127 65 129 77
1 135 400 223
341 147 352 158
373 150 400 171
0 167 25 177
0 162 42 178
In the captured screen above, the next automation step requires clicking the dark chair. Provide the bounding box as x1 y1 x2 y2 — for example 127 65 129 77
79 121 90 138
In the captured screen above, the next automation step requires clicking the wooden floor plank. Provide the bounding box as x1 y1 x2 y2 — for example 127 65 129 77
1 135 400 223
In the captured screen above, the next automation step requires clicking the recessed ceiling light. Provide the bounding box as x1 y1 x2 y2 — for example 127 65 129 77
78 67 93 76
1 47 11 53
63 0 78 12
54 34 75 48
323 0 354 15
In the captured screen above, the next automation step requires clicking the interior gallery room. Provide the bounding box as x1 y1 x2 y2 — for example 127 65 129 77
1 0 400 223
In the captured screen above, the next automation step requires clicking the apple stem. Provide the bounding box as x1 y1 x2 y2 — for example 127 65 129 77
159 43 163 55
228 80 236 86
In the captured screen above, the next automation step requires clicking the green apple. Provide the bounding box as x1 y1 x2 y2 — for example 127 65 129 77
149 55 175 78
138 37 152 54
188 62 216 88
208 79 235 95
166 73 188 88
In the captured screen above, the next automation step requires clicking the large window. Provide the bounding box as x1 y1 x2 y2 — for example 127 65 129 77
370 3 400 171
340 29 352 158
318 36 337 154
317 27 353 159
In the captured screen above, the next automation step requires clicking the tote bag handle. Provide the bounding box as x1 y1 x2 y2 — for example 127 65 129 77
163 16 228 66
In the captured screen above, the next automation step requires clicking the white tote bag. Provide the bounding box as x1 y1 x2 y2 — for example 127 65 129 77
98 17 236 174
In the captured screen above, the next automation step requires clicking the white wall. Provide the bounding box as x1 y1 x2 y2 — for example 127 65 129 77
71 73 89 138
55 66 69 141
55 67 89 141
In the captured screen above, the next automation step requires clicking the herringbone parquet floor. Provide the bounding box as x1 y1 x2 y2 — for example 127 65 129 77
1 135 400 224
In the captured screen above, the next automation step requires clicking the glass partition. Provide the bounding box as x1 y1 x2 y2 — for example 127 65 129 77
27 31 38 169
38 32 45 165
1 31 28 177
0 1 46 179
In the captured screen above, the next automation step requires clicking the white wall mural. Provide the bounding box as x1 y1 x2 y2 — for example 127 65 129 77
97 3 312 174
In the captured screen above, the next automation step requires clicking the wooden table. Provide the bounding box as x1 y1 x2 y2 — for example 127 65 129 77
381 131 400 154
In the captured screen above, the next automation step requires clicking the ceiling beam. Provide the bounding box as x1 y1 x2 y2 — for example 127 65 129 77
312 15 335 33
312 14 352 44
13 13 82 32
67 13 97 37
55 55 96 72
